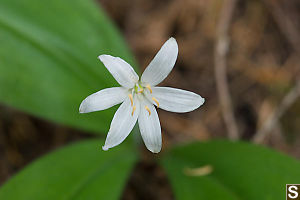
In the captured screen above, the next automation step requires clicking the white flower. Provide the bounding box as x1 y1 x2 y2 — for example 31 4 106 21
79 38 205 153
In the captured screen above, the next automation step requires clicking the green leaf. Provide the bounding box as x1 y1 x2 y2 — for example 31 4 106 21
0 0 137 134
161 140 300 200
0 139 137 199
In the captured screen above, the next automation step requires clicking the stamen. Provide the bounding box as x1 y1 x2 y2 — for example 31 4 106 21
145 106 151 116
131 106 136 116
138 88 144 93
152 97 159 108
146 84 152 93
128 94 133 106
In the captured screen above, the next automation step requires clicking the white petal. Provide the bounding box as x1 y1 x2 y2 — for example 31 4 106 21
79 87 128 113
141 37 178 86
148 87 205 113
102 96 140 151
99 55 139 88
138 100 162 153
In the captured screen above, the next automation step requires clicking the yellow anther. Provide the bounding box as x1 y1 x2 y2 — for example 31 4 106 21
146 84 152 93
131 106 136 116
128 94 133 106
138 88 144 93
145 106 151 116
152 97 159 108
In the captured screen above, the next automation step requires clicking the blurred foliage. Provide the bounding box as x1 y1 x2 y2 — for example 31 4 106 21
161 140 300 200
0 140 137 199
0 0 137 134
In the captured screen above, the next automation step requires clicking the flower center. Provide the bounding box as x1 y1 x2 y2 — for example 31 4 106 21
133 83 152 94
129 83 159 116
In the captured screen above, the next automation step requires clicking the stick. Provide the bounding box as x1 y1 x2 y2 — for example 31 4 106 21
253 80 300 143
263 0 300 54
214 0 239 140
253 0 300 143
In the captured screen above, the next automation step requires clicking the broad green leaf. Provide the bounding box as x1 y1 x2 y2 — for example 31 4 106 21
161 140 300 200
0 0 137 134
0 139 137 200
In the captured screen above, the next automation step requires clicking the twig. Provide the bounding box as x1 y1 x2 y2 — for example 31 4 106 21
253 80 300 143
214 0 239 140
263 0 300 54
253 0 300 143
